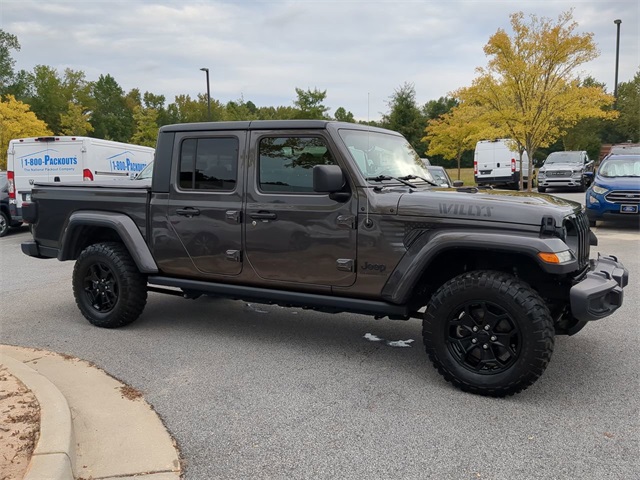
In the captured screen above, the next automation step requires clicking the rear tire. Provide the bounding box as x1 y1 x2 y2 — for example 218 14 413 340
423 271 554 397
72 242 147 328
0 211 9 237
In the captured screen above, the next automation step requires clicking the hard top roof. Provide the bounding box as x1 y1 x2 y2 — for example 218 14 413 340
159 120 395 135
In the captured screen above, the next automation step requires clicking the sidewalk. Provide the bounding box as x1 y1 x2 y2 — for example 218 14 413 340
0 345 181 480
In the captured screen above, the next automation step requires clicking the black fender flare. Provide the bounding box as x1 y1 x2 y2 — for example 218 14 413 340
59 211 158 273
381 229 575 304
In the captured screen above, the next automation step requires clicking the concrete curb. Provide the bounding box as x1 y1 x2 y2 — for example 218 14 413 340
0 353 75 480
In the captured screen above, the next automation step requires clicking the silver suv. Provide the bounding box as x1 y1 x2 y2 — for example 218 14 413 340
538 151 594 192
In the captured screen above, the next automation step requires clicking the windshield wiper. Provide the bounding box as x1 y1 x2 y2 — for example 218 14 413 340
398 174 439 187
365 175 416 188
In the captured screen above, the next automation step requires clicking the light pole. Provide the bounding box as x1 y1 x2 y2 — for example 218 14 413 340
614 19 621 103
200 67 211 121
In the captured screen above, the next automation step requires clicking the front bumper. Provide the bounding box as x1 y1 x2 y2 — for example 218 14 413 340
570 254 628 321
539 178 582 188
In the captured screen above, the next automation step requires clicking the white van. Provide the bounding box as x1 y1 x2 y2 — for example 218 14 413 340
474 139 531 190
6 136 154 219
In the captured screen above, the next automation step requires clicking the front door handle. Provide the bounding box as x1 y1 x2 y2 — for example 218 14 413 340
176 207 200 217
250 212 277 220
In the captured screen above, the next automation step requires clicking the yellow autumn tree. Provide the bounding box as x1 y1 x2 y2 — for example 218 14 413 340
457 10 617 190
0 95 52 169
423 103 497 181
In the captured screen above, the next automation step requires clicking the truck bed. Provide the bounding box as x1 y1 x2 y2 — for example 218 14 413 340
29 182 150 249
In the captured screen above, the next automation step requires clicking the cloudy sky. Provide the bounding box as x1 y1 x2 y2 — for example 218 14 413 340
3 0 638 121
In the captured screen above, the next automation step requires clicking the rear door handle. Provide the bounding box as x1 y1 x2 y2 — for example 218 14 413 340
250 212 277 220
176 207 200 217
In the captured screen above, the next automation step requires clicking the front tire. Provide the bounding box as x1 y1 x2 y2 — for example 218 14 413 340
423 271 554 397
72 242 147 328
578 178 587 192
538 186 546 193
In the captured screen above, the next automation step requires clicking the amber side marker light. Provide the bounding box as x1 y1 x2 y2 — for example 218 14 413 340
537 251 573 264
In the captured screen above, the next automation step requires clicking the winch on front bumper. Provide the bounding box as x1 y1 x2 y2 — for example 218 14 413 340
570 254 628 321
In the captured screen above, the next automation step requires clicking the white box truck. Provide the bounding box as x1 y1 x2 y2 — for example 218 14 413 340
6 136 155 221
474 139 532 190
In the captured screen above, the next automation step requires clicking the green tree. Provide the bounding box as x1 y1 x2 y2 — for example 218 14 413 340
255 105 298 120
334 107 355 123
458 11 617 190
90 74 133 141
382 82 427 154
60 102 94 136
62 68 93 108
25 65 67 134
0 30 20 94
225 97 259 121
293 88 330 119
0 95 52 169
131 105 159 147
143 91 171 126
614 70 640 142
423 96 458 121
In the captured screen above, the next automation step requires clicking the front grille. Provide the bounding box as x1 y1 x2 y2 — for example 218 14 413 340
604 190 640 204
548 170 571 177
564 211 590 269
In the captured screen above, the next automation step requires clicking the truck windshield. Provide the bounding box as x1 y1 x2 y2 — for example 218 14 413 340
338 129 434 183
545 152 582 164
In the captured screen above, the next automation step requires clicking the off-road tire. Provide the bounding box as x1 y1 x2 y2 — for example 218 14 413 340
0 211 9 237
72 242 147 328
423 270 554 397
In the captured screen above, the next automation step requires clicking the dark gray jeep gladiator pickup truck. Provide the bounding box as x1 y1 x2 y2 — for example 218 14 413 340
21 120 629 397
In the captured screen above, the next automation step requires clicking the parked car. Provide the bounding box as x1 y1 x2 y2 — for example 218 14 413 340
427 166 463 188
585 154 640 226
538 151 594 192
1 172 24 237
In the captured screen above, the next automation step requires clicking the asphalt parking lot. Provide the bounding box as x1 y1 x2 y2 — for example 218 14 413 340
1 191 638 480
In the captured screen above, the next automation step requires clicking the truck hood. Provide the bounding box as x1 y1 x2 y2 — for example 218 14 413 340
397 188 582 224
540 162 582 171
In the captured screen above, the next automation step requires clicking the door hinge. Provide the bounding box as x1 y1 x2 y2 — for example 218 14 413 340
336 215 355 229
226 210 241 224
336 258 354 272
226 250 242 262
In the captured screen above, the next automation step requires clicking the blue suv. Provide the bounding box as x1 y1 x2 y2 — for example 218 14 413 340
585 154 640 226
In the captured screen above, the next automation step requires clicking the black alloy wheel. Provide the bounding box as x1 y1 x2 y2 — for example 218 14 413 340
446 300 521 374
82 261 119 313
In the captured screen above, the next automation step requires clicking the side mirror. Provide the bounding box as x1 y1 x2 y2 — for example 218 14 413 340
313 165 344 193
314 165 350 202
453 180 464 188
